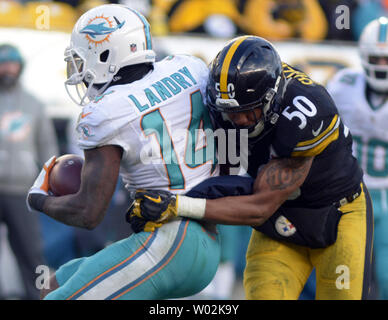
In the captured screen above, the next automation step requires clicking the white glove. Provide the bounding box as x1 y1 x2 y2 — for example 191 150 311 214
26 156 56 212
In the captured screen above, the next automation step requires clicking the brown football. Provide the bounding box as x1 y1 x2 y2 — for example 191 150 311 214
49 154 84 196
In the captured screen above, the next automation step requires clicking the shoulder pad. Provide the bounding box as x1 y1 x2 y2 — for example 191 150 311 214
282 62 316 87
163 54 208 76
76 90 139 149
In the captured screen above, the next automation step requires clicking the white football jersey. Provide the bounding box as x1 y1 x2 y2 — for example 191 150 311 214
76 55 219 194
327 68 388 189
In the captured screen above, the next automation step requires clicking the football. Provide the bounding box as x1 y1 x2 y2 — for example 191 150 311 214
49 154 84 196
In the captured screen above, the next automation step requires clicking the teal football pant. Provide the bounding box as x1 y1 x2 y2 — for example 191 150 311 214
44 218 220 300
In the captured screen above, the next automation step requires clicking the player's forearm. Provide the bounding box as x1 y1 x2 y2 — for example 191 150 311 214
42 193 103 229
203 194 277 226
177 190 280 226
177 157 313 225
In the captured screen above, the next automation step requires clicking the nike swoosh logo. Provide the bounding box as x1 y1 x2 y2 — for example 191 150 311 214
312 120 324 137
81 112 92 119
144 195 162 203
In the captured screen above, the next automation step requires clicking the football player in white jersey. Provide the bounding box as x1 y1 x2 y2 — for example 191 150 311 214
26 4 224 300
327 17 388 299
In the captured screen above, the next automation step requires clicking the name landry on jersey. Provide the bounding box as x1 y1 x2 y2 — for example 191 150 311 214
128 66 198 112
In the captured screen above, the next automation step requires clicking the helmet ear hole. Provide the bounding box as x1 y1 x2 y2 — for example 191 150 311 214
100 50 110 63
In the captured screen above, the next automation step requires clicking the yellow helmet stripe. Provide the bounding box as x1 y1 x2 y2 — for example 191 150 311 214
220 36 250 99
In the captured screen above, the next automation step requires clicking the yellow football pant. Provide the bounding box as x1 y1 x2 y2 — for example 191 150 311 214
244 185 374 300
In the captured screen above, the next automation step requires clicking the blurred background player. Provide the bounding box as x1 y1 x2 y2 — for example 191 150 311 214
0 44 59 299
327 17 388 299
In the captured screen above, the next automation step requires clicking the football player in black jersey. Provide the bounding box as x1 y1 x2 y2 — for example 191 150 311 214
128 36 374 299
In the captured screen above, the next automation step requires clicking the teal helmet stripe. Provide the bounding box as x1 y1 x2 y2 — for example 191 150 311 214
379 19 388 43
126 8 152 50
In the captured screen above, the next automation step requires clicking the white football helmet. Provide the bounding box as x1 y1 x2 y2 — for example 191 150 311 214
359 17 388 92
65 4 156 105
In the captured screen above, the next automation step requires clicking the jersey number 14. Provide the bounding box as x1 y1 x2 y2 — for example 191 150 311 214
141 91 217 189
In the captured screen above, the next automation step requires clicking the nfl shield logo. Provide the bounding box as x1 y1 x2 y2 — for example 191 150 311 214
130 43 137 52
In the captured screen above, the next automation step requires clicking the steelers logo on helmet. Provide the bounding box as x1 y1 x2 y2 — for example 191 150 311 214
207 36 284 141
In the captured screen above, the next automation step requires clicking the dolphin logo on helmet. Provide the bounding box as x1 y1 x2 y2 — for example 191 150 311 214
64 4 156 106
80 16 125 39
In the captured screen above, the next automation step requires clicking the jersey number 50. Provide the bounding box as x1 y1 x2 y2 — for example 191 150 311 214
282 96 317 129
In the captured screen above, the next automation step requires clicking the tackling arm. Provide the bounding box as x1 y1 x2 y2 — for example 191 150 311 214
193 156 314 225
42 145 122 229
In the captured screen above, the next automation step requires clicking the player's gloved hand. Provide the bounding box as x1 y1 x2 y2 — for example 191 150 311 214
26 156 56 212
127 189 206 232
127 190 178 232
127 215 163 233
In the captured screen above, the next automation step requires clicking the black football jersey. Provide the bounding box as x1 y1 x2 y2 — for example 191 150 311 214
246 63 363 208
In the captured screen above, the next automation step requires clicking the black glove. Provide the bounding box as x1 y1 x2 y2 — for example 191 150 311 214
126 189 177 233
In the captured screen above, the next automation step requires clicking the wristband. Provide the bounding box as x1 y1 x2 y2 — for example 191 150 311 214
177 196 206 219
28 193 48 212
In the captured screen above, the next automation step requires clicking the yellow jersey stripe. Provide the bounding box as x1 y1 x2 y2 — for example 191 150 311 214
296 115 339 148
292 126 340 157
220 36 250 99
